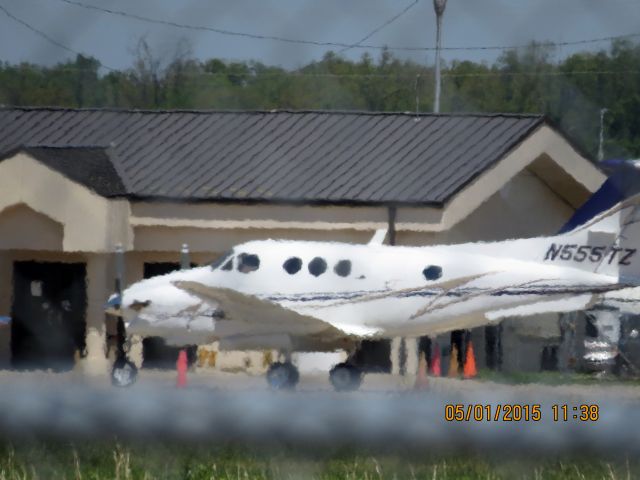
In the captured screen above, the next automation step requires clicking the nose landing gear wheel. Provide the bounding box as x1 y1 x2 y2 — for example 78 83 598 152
266 362 299 390
329 363 363 391
111 358 138 387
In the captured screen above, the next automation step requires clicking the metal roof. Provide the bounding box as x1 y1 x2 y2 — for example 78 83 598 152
0 108 545 206
15 146 127 198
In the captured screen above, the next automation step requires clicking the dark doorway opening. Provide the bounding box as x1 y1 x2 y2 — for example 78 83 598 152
485 325 502 370
418 336 432 363
141 262 197 369
541 345 559 371
352 339 391 373
11 261 87 371
143 262 195 279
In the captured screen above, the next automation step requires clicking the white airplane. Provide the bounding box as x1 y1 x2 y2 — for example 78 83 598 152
106 194 640 390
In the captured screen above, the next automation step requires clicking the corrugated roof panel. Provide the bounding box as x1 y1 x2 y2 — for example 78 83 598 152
0 108 548 205
324 117 442 199
258 113 355 198
131 113 204 191
244 113 338 198
304 114 406 199
222 113 319 197
351 117 445 202
183 113 273 196
211 113 303 197
302 113 395 200
424 117 539 202
405 116 501 202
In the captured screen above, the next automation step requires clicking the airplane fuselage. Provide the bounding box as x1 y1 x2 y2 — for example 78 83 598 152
119 239 622 346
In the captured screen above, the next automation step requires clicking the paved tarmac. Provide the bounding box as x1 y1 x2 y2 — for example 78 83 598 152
3 366 640 404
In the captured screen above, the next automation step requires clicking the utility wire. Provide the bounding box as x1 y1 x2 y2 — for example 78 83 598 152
0 2 116 71
6 65 640 79
338 0 419 54
52 0 640 53
187 69 640 78
53 0 394 51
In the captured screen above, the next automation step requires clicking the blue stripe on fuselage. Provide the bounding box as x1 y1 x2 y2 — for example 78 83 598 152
264 284 620 304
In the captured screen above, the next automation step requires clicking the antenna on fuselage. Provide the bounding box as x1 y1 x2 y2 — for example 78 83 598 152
368 229 389 246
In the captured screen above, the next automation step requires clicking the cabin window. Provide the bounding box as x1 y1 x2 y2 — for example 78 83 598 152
334 260 351 277
283 257 302 274
423 265 442 281
210 250 233 271
238 253 260 273
308 257 327 277
221 259 233 271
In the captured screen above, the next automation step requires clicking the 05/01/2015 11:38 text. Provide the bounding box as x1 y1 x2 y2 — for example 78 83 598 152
444 404 599 422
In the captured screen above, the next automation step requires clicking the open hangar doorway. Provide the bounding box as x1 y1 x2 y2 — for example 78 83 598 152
11 261 87 371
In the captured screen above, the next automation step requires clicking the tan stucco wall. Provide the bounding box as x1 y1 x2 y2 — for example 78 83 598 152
132 226 372 253
0 153 132 252
397 168 575 246
0 204 64 251
440 125 604 231
131 202 397 231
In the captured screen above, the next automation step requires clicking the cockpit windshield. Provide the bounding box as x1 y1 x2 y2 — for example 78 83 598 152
210 250 234 271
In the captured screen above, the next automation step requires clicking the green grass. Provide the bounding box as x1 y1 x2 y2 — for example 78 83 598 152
475 368 640 386
0 441 637 480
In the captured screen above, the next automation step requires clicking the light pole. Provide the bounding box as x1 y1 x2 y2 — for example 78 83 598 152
433 0 447 113
598 108 608 161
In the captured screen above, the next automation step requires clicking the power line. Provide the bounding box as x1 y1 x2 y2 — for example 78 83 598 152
0 2 116 71
52 0 640 53
53 0 396 51
4 64 640 79
443 69 640 78
192 69 640 79
339 0 419 54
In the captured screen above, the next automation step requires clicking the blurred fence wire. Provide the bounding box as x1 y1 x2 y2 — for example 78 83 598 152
0 383 637 454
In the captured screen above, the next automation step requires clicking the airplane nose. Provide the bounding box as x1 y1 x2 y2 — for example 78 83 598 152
104 294 122 315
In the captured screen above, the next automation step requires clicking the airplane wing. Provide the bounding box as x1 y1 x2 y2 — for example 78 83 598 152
172 281 362 339
484 294 596 321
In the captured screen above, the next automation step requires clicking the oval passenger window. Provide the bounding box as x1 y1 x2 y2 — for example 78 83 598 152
334 260 351 277
283 257 302 274
423 265 442 281
308 257 327 277
237 253 260 273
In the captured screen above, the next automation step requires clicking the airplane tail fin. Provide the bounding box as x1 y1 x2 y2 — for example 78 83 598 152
547 193 640 282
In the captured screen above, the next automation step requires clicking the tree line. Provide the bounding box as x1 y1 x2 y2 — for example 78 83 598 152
1 39 640 158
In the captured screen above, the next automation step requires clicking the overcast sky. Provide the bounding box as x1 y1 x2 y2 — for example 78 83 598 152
1 0 639 72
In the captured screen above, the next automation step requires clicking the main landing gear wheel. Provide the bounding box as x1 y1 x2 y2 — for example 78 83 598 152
266 362 299 390
111 358 138 387
329 363 363 392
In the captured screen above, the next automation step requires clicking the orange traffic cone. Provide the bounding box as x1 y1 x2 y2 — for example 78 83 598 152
414 351 429 390
176 349 188 388
430 346 441 377
463 340 478 379
448 344 459 378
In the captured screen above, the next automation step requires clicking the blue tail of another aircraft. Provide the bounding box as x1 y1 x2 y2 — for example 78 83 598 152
559 159 640 234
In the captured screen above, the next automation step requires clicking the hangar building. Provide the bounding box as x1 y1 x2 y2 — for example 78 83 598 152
0 107 604 375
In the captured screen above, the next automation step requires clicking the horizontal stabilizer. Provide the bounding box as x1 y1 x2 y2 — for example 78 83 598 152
368 228 388 245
